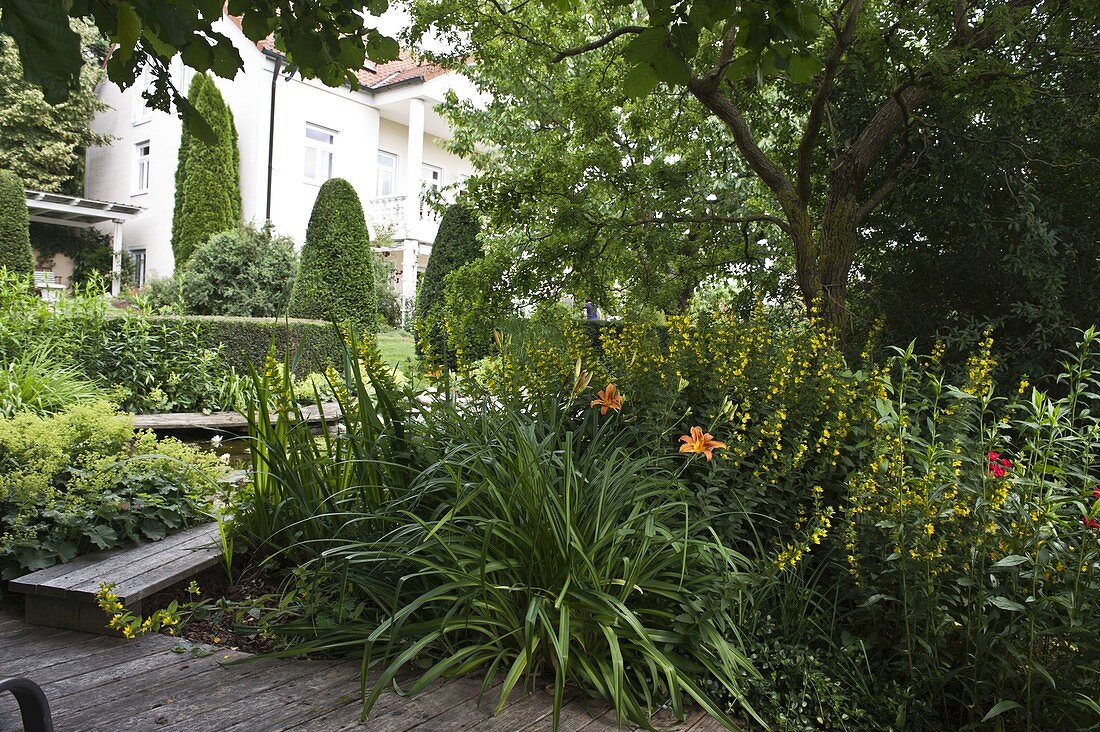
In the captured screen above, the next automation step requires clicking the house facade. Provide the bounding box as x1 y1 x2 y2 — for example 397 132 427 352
84 15 477 310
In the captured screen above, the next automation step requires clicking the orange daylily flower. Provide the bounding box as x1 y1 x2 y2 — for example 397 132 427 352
678 426 727 461
590 383 624 415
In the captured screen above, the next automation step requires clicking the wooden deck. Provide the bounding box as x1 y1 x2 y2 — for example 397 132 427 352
0 612 732 731
131 402 342 433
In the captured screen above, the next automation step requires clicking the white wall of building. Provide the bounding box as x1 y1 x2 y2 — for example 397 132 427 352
84 15 476 294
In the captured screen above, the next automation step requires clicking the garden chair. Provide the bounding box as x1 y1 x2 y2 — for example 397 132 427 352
0 677 54 732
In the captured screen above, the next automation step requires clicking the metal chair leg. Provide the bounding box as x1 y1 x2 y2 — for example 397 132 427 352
0 677 54 732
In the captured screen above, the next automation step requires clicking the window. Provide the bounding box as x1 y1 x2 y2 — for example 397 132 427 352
421 164 443 190
134 141 151 194
304 124 335 183
129 249 147 288
132 65 154 123
376 151 398 197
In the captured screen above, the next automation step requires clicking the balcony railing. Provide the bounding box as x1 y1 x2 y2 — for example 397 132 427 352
367 194 442 242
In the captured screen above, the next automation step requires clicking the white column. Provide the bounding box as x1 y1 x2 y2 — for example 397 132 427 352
401 97 425 321
110 219 124 296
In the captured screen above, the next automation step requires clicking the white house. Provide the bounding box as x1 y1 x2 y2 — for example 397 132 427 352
84 15 478 310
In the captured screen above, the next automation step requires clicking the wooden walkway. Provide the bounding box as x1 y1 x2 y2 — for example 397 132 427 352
131 402 342 433
0 612 732 731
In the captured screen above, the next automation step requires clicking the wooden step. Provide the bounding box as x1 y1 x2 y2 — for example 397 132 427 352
7 523 222 634
131 401 342 434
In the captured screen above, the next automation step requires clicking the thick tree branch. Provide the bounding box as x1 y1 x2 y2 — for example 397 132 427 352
796 0 864 206
687 77 797 204
551 26 646 62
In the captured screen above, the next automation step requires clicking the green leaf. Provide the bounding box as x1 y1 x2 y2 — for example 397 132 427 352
0 0 83 103
991 554 1029 569
981 700 1023 722
788 53 821 84
989 596 1026 612
115 4 142 62
623 64 658 98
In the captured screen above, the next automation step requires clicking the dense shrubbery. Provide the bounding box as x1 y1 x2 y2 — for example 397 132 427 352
0 170 33 276
232 345 760 729
150 314 345 378
288 178 376 329
0 402 223 578
180 225 297 317
171 74 242 267
0 271 234 413
414 203 481 365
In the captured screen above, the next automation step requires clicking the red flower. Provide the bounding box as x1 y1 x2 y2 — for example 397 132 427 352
987 451 1012 478
1082 516 1099 529
1092 486 1100 500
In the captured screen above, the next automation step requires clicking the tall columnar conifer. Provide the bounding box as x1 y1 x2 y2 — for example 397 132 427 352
170 73 241 268
0 171 34 275
287 178 376 328
414 203 482 365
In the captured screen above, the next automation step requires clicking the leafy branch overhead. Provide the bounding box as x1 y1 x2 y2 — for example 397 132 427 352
0 0 401 140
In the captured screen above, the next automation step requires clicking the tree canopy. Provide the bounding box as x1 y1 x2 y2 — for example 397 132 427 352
0 20 109 192
171 73 242 268
0 0 401 140
413 0 1098 337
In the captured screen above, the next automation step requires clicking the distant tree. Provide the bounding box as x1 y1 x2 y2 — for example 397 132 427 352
181 224 298 317
171 73 241 268
415 203 481 365
0 170 33 275
288 178 376 329
0 21 109 192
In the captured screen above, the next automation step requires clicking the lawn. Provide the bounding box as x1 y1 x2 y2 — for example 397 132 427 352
376 329 416 371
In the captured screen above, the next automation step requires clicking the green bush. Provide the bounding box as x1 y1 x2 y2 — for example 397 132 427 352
232 347 761 730
288 178 375 328
181 224 297 317
30 222 114 287
171 74 242 268
0 345 103 418
0 170 33 276
0 272 234 414
835 333 1100 729
414 203 481 365
149 314 344 378
0 401 224 578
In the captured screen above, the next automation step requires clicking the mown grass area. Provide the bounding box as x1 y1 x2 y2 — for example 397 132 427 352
377 330 417 371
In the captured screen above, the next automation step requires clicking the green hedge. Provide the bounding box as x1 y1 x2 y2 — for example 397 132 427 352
0 170 33 275
148 315 345 377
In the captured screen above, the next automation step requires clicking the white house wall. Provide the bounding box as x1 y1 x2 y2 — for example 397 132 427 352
84 15 476 290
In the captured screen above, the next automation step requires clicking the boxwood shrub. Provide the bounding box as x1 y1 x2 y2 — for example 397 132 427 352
148 314 344 377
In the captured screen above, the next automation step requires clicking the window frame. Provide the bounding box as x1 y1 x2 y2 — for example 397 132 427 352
129 248 147 288
304 123 337 184
376 150 399 197
133 141 151 195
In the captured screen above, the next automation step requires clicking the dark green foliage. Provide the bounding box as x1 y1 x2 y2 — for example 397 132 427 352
30 222 113 286
414 203 481 364
287 178 376 328
0 402 222 578
150 314 345 378
181 224 297 317
0 170 33 275
170 74 241 268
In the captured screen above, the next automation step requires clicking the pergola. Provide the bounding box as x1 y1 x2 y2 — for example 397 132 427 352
25 190 143 296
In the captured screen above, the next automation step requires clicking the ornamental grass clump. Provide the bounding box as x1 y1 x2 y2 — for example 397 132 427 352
236 342 760 730
840 330 1100 730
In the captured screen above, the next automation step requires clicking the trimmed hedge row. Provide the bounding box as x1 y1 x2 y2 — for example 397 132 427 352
148 314 345 377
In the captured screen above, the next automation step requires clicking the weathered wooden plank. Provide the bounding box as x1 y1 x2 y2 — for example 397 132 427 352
87 653 295 731
161 659 358 731
132 402 341 432
402 681 506 731
284 678 465 732
332 678 491 732
0 629 111 669
9 523 219 600
67 541 222 601
48 648 233 726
